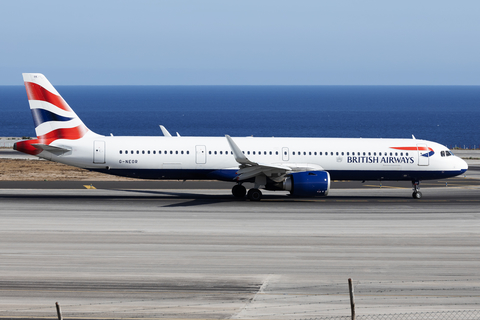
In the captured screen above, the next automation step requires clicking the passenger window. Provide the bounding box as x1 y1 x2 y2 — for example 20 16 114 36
119 150 123 154
214 151 217 155
293 152 296 155
331 152 334 156
170 151 173 154
320 152 322 156
406 152 409 156
187 151 190 154
341 152 344 156
314 152 317 155
181 151 184 154
269 151 272 155
309 152 312 155
153 151 156 154
136 151 139 154
304 152 306 155
390 152 392 156
363 152 365 156
395 152 397 156
253 151 255 155
247 151 250 155
209 151 212 155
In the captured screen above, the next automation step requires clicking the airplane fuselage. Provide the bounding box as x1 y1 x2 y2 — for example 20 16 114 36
31 136 467 182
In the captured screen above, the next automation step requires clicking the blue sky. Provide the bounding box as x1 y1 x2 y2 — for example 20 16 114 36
1 1 479 85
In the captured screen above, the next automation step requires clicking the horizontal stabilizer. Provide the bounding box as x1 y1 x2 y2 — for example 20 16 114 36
31 143 71 155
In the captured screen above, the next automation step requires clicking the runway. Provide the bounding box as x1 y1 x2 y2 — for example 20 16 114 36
1 183 480 319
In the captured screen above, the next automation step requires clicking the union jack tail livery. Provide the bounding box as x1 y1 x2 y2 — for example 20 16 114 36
15 74 101 155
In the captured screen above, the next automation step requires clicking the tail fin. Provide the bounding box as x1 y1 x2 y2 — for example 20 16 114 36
22 73 100 143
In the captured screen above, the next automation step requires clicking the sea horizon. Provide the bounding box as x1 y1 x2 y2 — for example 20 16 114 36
1 85 479 149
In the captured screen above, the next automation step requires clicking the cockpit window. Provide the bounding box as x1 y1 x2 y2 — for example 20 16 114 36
446 150 452 156
441 151 445 157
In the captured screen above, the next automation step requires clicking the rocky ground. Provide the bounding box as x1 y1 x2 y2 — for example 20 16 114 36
0 158 138 181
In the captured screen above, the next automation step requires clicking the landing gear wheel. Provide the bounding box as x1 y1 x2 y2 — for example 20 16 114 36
411 180 422 199
412 191 422 199
232 184 246 198
247 188 262 201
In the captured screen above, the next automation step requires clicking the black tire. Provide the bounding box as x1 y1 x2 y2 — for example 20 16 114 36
412 191 422 199
247 188 262 201
232 184 246 198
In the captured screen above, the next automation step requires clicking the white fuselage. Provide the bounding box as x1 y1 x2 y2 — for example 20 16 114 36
41 136 468 182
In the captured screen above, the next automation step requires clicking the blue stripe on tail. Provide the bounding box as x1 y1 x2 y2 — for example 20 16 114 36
31 109 74 128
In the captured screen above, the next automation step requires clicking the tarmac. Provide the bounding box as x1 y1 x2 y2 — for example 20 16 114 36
1 149 480 319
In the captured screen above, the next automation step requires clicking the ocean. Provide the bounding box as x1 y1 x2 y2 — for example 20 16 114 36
1 85 479 149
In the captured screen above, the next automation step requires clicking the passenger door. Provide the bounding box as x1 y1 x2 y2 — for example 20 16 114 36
93 140 106 164
417 144 430 166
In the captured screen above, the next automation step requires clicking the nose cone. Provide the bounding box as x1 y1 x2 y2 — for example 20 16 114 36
457 157 468 174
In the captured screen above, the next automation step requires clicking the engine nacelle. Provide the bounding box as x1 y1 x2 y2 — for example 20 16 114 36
283 171 330 197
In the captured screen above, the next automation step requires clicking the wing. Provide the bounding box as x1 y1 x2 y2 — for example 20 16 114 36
225 135 323 182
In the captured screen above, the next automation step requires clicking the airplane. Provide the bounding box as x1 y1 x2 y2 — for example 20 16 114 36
14 73 468 201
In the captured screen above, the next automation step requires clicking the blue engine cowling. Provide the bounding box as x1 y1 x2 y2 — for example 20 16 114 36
284 171 330 197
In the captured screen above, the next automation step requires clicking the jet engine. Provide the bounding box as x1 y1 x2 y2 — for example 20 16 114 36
283 171 330 197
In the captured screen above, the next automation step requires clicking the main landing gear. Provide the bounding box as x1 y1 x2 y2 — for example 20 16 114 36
231 184 262 201
232 184 246 198
412 181 422 199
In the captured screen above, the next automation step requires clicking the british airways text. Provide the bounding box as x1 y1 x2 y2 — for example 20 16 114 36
347 156 414 164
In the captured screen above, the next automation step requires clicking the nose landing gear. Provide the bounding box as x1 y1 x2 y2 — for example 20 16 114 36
412 181 422 199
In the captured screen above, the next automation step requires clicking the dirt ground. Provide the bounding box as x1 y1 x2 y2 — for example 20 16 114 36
0 158 139 181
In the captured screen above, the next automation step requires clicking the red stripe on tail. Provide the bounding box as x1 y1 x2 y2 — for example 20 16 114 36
24 81 72 112
38 125 88 143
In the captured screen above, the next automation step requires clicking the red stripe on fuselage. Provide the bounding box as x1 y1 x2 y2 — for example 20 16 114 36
24 81 72 112
390 146 433 152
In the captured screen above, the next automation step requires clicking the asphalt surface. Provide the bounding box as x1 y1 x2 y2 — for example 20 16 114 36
1 185 480 319
0 174 478 191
